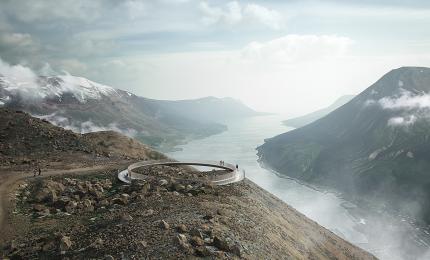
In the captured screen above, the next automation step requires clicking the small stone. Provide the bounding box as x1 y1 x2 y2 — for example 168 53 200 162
159 219 170 230
65 201 77 214
217 208 226 216
213 236 229 251
176 234 193 253
159 179 168 186
230 244 242 256
195 246 211 257
104 255 115 260
172 191 180 196
121 213 133 222
91 238 104 249
59 236 72 251
144 209 154 216
42 241 56 252
176 224 188 233
33 204 47 212
190 236 205 246
138 240 147 248
189 228 203 239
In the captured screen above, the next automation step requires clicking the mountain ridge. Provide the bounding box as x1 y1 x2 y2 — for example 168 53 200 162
0 73 262 151
283 95 355 128
257 66 430 225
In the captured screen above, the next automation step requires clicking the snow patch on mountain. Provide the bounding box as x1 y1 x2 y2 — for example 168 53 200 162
0 73 119 103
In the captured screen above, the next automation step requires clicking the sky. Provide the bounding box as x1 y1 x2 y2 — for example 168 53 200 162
0 0 430 116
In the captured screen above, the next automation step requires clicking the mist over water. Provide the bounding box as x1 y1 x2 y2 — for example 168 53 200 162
167 115 430 260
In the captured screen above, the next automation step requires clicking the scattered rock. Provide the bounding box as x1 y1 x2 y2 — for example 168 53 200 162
190 236 205 247
121 213 133 222
189 228 203 240
159 219 170 230
104 255 115 260
213 236 229 251
159 179 168 186
230 243 242 256
195 246 211 257
33 204 47 212
65 201 78 214
176 224 188 233
144 209 154 216
59 236 72 252
138 240 147 248
91 238 104 249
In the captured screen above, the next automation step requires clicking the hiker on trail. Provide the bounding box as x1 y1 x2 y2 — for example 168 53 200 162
33 168 37 177
38 167 41 176
235 164 238 170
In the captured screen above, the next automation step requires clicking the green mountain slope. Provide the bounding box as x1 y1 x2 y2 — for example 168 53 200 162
257 67 430 223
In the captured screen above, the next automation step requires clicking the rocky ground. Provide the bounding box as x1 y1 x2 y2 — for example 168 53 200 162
1 165 376 259
0 108 376 259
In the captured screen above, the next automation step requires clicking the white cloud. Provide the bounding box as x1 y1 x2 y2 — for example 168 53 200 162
0 57 39 91
124 0 147 20
377 90 430 127
387 115 417 127
243 3 282 30
199 1 283 29
3 0 102 23
35 113 138 137
241 34 353 64
379 90 430 110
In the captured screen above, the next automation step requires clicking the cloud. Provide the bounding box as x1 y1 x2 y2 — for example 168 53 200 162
376 90 430 127
35 112 138 137
199 1 283 29
379 90 430 110
0 33 33 47
0 57 37 81
1 0 103 23
241 34 353 64
387 115 417 127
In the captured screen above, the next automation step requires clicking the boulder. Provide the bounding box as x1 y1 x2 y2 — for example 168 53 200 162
59 236 72 251
176 224 188 233
213 236 229 251
190 228 203 240
159 179 168 186
46 180 65 192
65 201 78 214
121 213 133 222
159 219 170 230
91 238 104 249
195 246 211 257
33 204 47 212
190 236 205 247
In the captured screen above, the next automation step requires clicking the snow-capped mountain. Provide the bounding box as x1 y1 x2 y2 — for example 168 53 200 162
0 74 121 104
0 73 260 150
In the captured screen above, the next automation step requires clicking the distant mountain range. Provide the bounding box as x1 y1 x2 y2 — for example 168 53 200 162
0 74 261 151
283 95 355 128
257 67 430 224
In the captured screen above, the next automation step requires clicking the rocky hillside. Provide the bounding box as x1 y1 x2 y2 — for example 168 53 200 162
258 67 430 223
0 108 164 167
0 74 261 151
0 109 375 259
283 95 354 128
2 169 375 259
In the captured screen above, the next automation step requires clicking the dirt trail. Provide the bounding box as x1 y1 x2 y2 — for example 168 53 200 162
0 163 126 245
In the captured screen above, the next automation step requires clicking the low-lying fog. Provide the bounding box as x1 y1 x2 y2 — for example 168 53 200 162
167 114 430 260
